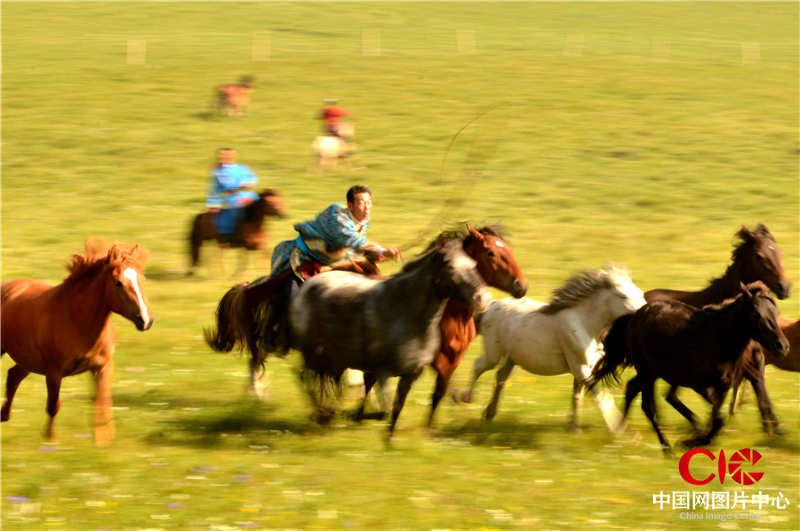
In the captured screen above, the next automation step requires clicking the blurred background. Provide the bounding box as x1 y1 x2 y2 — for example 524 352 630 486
2 2 798 529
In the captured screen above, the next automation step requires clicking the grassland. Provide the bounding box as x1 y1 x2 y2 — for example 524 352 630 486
2 2 799 529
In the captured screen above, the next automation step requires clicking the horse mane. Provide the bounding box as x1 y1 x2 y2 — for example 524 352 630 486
405 232 466 273
705 224 774 288
65 240 148 284
421 224 508 255
539 265 629 315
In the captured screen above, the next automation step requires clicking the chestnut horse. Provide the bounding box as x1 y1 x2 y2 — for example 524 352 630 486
730 316 800 426
1 242 154 446
217 76 254 117
642 224 792 435
188 188 285 276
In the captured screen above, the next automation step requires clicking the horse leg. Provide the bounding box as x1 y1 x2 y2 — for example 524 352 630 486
461 348 500 403
683 388 726 448
354 372 379 422
92 360 116 447
665 385 700 434
248 355 267 399
1 365 30 421
586 377 626 435
483 357 515 421
387 372 421 439
569 378 585 433
427 368 452 428
640 377 672 455
44 372 63 440
622 375 641 423
743 360 783 436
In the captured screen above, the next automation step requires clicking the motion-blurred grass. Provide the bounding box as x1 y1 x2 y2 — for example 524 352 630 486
2 2 798 529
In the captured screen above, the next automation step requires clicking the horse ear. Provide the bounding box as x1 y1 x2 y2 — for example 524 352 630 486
755 223 772 239
737 225 755 243
466 224 484 242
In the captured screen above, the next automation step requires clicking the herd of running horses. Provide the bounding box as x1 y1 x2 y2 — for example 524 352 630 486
0 223 797 454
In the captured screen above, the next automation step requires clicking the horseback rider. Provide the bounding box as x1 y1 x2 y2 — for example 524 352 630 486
206 148 259 239
319 99 351 138
252 185 400 351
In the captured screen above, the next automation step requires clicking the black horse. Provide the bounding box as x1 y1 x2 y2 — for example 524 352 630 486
589 282 789 454
188 189 285 275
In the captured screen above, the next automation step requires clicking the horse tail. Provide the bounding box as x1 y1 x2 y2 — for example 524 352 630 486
588 313 634 390
204 282 250 353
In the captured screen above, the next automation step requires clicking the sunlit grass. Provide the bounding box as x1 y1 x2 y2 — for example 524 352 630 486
2 2 799 529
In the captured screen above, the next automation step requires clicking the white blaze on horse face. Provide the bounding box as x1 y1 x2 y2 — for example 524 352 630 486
123 267 150 325
614 274 646 312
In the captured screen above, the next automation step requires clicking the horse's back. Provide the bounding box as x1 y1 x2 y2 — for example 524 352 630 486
290 271 378 341
767 316 800 371
312 136 344 159
480 297 570 372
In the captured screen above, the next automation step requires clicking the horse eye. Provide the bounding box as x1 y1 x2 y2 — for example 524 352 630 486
487 251 495 258
115 280 123 288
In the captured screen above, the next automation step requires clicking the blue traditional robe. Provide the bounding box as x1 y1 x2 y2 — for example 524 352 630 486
269 203 387 278
206 163 258 234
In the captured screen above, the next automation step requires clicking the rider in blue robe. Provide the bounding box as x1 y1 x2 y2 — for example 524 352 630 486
251 185 400 352
206 148 259 235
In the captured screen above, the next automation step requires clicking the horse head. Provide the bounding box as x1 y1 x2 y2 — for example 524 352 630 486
603 264 647 318
433 236 492 313
257 189 287 219
103 244 154 331
465 224 528 298
740 281 789 357
735 224 791 299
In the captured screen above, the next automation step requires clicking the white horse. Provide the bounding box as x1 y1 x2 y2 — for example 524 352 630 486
462 265 646 433
312 122 355 167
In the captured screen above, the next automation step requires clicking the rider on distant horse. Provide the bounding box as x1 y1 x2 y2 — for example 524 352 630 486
206 148 259 239
253 185 400 351
319 99 351 138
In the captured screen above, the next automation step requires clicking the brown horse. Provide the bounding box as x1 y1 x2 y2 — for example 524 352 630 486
1 242 154 446
188 188 285 276
645 224 791 305
217 76 254 117
730 316 800 426
642 224 792 435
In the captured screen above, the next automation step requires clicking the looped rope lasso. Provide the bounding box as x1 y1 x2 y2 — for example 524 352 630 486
396 105 500 254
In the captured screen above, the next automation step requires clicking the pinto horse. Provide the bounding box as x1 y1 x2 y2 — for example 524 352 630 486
204 257 382 398
216 76 254 117
360 226 528 426
643 224 792 435
188 189 285 276
290 234 492 437
590 282 788 454
1 242 153 446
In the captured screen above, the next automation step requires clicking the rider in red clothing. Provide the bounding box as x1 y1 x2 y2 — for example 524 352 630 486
319 99 351 137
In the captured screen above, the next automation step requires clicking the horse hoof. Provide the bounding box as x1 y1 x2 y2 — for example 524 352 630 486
612 419 628 435
567 424 582 434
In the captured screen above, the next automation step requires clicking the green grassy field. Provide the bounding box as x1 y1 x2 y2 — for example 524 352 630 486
2 2 799 529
